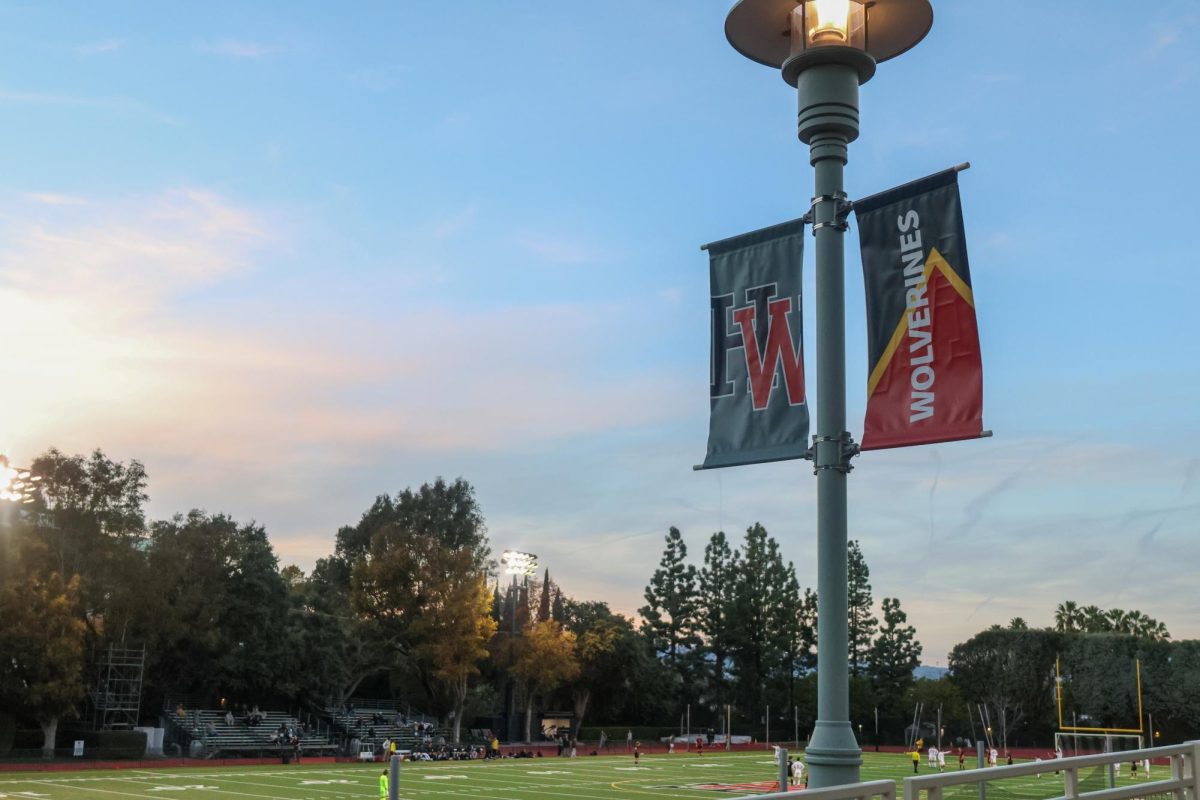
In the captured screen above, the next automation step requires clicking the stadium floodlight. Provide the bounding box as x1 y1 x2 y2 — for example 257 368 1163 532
0 455 38 503
500 550 538 577
722 0 933 788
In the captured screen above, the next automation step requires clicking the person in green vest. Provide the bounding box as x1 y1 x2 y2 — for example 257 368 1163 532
379 768 389 799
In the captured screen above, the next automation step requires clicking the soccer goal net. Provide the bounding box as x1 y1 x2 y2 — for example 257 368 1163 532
1053 731 1143 758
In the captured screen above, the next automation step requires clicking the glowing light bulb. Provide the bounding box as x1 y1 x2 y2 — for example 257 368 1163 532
809 0 851 44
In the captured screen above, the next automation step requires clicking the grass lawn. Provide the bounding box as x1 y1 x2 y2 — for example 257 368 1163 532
0 750 1175 800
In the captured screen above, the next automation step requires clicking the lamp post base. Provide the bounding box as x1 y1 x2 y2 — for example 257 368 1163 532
806 720 864 789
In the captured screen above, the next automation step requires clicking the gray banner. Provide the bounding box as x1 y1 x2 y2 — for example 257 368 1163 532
700 218 809 470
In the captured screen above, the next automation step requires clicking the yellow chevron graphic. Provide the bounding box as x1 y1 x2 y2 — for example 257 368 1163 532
866 247 973 396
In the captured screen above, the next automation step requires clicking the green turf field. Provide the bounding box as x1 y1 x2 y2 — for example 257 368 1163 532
0 750 1175 800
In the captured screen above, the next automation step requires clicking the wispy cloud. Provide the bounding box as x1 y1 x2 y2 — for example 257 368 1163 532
76 38 126 56
25 192 88 206
0 86 180 125
198 39 278 59
0 187 686 502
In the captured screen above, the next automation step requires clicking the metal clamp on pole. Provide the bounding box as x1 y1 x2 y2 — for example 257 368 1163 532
811 432 859 475
809 192 852 234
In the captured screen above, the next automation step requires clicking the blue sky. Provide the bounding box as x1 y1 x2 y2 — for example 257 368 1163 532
1 2 1197 663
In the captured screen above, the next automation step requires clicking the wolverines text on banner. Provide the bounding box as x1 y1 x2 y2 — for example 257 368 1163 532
854 168 983 450
700 219 809 469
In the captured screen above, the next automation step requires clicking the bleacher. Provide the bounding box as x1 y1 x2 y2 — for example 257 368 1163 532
325 704 453 758
167 707 338 759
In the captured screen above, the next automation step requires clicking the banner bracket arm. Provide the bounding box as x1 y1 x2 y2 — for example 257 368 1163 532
809 432 860 475
810 192 853 235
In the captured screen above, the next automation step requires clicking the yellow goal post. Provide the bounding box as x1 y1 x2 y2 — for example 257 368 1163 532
1055 656 1144 735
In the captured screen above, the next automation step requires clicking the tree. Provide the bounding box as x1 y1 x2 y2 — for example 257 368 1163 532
697 531 737 705
1055 602 1169 640
25 449 148 639
562 601 625 736
775 565 814 712
511 620 579 742
417 567 497 743
639 527 700 699
130 511 293 698
1055 601 1082 633
0 570 87 757
847 540 878 677
538 569 552 622
868 598 922 726
949 628 1061 748
348 478 491 708
725 524 795 712
563 600 674 728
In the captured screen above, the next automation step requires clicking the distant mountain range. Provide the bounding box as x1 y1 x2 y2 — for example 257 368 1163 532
914 665 949 680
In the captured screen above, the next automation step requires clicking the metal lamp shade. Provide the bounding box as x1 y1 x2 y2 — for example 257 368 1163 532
725 0 933 68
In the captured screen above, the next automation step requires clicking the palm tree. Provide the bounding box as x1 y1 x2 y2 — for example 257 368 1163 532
1081 605 1108 633
1009 617 1029 630
1054 601 1081 633
1106 608 1130 634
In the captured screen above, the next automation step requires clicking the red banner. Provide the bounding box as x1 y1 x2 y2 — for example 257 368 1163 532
854 168 983 450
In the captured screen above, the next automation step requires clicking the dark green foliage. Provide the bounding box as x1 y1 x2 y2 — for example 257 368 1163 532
949 628 1062 747
639 527 701 705
847 540 877 677
869 598 922 702
697 531 737 705
130 511 294 698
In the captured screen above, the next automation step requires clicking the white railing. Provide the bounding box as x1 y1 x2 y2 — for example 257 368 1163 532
738 778 897 800
904 742 1200 800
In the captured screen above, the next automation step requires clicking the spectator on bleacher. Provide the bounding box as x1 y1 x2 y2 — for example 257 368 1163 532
224 710 235 726
205 721 217 738
176 704 186 722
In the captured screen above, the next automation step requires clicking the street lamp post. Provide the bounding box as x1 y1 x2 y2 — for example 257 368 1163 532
723 0 933 788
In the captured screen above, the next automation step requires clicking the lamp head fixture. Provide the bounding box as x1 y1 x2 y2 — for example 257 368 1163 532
725 0 933 86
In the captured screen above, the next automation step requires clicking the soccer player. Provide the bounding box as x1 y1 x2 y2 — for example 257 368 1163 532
633 741 642 765
958 749 965 770
938 749 946 772
379 768 389 799
911 749 920 773
791 757 806 787
989 747 998 768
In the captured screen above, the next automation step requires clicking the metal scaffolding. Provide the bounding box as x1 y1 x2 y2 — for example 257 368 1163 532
91 644 146 730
